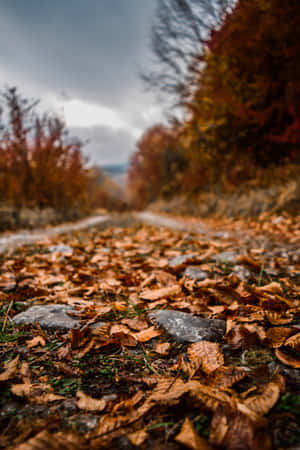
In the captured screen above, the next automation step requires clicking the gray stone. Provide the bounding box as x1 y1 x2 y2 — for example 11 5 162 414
48 244 73 254
232 264 251 281
13 304 80 331
75 414 99 433
168 253 198 269
215 251 237 264
183 266 208 281
149 310 226 343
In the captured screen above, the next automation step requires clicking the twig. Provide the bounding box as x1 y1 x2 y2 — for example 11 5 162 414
2 300 14 332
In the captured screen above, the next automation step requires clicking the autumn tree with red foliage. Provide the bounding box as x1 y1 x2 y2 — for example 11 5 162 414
128 124 185 209
129 0 300 207
0 87 121 214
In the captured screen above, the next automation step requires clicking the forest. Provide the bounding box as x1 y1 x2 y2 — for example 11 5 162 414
128 0 300 210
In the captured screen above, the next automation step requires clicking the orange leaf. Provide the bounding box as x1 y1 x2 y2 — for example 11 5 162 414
127 429 148 447
155 342 171 355
11 383 65 404
140 284 181 300
187 341 224 376
0 355 19 382
76 390 107 412
134 326 162 343
26 336 46 349
175 418 212 450
275 349 300 368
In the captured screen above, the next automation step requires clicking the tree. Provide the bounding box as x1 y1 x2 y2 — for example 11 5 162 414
0 87 91 211
143 0 235 107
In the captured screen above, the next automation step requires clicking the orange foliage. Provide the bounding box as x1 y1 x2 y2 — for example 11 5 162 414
0 87 121 213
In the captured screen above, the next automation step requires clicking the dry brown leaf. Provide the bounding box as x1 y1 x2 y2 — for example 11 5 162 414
213 366 246 390
155 342 171 355
265 311 293 325
13 430 86 450
127 429 148 447
76 390 107 412
134 326 162 343
187 341 224 376
0 355 19 382
226 324 258 349
175 418 212 450
266 327 296 348
275 348 300 368
110 324 137 346
285 331 300 350
238 255 262 270
188 380 232 412
210 408 271 450
77 338 95 358
255 282 283 295
26 336 46 349
244 380 281 415
11 383 65 403
20 361 31 383
140 284 181 300
91 323 111 339
121 317 149 331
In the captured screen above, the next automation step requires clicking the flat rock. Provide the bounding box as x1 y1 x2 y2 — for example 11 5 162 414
183 266 208 281
214 251 237 264
48 244 73 254
232 264 251 281
168 253 198 269
149 310 226 343
13 304 80 331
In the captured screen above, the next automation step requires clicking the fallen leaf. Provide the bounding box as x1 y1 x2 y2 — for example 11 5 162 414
26 336 46 349
0 355 19 382
244 379 282 415
121 317 149 331
155 342 171 355
11 383 65 404
187 341 224 376
285 331 300 350
140 284 181 300
13 430 86 450
175 418 212 449
127 429 148 447
255 282 283 295
134 326 162 343
266 327 295 348
275 348 300 368
20 361 31 383
76 390 107 412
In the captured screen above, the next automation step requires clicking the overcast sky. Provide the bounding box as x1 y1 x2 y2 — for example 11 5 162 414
0 1 161 166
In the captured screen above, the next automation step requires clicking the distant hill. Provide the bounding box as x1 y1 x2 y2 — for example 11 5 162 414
101 163 128 177
101 163 128 188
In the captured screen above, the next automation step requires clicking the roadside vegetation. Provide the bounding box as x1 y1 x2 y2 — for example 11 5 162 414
128 0 300 214
0 87 125 230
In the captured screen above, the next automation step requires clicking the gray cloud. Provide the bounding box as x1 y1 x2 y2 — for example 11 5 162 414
0 1 154 107
0 1 159 164
70 125 136 166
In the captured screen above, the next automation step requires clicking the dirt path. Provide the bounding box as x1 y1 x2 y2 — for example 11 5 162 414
0 211 299 449
0 214 110 254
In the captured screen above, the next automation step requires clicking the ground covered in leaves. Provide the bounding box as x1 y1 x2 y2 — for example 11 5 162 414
0 214 299 449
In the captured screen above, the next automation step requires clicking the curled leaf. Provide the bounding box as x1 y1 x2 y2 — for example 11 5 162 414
285 332 300 351
187 341 224 376
175 418 212 450
11 383 65 404
266 327 295 348
275 348 300 368
0 355 19 382
140 284 181 300
76 390 106 412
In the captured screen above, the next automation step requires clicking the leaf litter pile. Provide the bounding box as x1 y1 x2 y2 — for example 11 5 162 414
0 215 299 449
